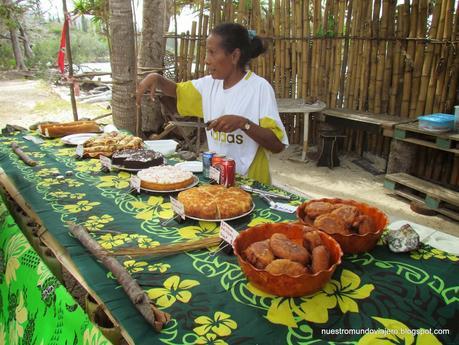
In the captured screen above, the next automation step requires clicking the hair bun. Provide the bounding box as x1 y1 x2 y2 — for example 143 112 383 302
250 36 267 59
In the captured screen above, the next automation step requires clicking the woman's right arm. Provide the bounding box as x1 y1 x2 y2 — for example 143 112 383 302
136 73 177 105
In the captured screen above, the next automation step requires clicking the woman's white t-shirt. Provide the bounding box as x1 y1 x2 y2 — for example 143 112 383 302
176 71 288 176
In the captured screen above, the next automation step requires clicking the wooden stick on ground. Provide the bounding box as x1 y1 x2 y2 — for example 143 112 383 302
11 142 37 166
68 223 171 332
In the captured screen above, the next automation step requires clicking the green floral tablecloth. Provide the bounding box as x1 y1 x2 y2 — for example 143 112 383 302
0 196 110 345
0 130 458 345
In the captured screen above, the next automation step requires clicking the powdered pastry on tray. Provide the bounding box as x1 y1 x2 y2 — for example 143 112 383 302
137 166 194 190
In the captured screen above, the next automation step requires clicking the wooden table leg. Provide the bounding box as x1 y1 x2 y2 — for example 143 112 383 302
302 111 310 160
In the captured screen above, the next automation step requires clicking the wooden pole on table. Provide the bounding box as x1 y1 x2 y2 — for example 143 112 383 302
68 224 171 332
62 0 78 121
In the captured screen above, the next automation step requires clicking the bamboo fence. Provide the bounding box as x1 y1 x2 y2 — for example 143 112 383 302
166 0 459 187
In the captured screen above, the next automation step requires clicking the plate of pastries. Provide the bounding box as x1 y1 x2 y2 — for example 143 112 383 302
177 184 254 221
233 222 343 297
82 132 143 158
296 198 388 253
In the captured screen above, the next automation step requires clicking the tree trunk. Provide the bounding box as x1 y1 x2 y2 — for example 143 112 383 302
138 0 171 135
9 27 27 70
19 24 34 59
109 0 137 134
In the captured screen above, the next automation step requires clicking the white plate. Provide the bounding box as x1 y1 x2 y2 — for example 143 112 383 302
140 175 199 193
186 203 255 222
61 133 98 145
112 159 166 172
175 161 203 173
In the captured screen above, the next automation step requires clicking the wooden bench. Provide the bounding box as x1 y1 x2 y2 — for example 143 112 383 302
320 108 412 137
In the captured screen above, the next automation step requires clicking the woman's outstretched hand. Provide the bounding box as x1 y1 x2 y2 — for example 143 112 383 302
136 73 158 106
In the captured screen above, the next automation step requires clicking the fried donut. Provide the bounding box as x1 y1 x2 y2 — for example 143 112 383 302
244 239 275 269
332 204 360 227
303 230 323 252
314 213 349 235
311 245 330 273
304 201 335 219
265 259 307 276
353 215 376 235
269 233 310 265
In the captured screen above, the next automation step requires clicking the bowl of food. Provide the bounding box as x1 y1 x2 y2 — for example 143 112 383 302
296 198 388 254
233 222 343 297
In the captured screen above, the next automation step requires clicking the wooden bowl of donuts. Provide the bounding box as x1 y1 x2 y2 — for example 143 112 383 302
233 222 343 297
296 198 389 254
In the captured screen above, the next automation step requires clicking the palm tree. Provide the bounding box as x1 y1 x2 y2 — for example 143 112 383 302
109 0 137 133
138 0 171 135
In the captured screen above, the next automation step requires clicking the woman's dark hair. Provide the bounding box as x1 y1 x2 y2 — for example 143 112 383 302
211 23 267 70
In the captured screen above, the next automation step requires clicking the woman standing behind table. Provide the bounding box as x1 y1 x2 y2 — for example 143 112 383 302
136 23 288 184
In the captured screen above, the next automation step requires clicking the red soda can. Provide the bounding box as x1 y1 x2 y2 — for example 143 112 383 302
211 154 226 168
220 158 236 187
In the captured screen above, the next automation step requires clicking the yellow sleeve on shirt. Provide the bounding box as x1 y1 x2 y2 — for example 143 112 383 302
176 81 203 118
247 117 285 185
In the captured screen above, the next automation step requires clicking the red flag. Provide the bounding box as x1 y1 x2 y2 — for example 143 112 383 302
57 15 70 74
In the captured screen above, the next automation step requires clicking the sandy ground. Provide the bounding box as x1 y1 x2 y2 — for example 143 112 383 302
1 75 458 240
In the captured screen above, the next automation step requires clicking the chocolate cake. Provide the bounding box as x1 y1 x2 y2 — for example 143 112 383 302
112 149 164 169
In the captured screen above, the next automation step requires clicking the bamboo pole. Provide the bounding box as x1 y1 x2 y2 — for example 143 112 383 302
433 0 454 113
415 0 442 116
357 0 371 111
400 0 418 117
374 0 389 114
199 15 208 77
445 2 459 112
338 0 352 107
187 22 197 79
194 1 204 77
330 0 345 108
311 0 321 99
389 4 407 115
380 0 395 115
424 0 449 115
368 0 382 113
408 0 428 117
301 0 310 99
274 0 281 95
345 0 361 109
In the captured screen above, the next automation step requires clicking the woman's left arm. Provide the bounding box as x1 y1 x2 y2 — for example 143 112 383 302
207 115 285 153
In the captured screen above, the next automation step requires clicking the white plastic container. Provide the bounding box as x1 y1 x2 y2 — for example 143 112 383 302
144 139 178 155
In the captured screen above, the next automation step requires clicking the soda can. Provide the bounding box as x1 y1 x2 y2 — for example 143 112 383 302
202 151 215 178
211 154 226 168
220 158 236 187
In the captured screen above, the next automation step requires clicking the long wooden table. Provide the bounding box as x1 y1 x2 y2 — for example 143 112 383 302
0 130 458 345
